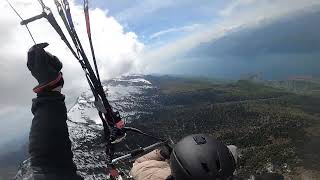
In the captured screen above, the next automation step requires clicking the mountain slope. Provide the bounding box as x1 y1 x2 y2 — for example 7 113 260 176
14 75 320 179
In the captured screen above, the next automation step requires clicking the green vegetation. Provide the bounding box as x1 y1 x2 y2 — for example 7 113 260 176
133 76 320 179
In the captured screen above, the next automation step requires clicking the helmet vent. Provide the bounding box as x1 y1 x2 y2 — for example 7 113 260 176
201 163 210 173
193 135 207 145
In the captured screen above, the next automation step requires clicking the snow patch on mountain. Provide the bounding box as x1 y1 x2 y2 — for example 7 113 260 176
67 75 154 124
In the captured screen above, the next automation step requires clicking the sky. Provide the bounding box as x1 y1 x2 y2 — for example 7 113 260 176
0 0 319 147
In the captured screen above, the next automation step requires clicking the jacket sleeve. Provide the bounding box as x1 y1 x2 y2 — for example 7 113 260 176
29 91 78 175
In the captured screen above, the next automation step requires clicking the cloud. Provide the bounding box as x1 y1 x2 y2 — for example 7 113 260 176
0 106 30 146
140 0 320 73
219 0 256 16
193 9 320 57
181 10 320 79
149 24 201 40
0 0 143 143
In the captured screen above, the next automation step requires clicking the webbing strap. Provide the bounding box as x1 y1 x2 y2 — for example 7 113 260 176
84 0 91 36
63 0 75 29
37 0 46 9
84 0 101 83
54 0 80 58
46 12 79 59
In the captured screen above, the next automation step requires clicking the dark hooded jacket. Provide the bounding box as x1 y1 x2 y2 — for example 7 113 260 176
29 91 82 180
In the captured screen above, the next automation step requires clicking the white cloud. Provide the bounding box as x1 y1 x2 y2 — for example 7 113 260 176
219 0 256 16
149 24 202 40
0 0 144 142
141 0 320 73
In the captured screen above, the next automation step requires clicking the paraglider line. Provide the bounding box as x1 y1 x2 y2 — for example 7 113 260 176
5 0 37 44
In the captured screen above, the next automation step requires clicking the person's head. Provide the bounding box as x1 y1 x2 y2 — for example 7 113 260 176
169 134 236 180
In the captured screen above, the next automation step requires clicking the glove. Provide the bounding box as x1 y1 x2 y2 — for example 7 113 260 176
131 150 171 180
27 43 64 93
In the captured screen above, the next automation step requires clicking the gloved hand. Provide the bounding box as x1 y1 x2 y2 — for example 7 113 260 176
130 149 171 180
27 43 64 93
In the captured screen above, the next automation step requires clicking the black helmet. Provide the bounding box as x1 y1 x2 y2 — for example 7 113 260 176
170 134 236 180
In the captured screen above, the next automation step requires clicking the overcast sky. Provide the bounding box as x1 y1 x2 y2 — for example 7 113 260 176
0 0 319 146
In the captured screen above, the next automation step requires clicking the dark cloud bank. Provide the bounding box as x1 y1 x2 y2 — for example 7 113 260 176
170 9 320 80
